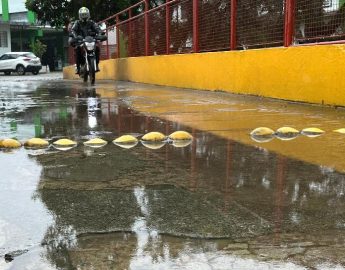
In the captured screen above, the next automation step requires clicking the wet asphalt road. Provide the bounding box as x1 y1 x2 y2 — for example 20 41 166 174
1 77 345 269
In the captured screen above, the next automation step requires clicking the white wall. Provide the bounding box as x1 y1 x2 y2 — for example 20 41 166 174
8 0 27 13
99 23 117 45
0 24 11 55
108 29 116 45
0 0 27 14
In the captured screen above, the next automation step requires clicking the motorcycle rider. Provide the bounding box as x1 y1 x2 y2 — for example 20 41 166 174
69 7 102 75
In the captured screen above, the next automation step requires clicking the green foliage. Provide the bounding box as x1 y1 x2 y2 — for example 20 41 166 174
119 32 128 58
30 40 47 59
25 0 145 28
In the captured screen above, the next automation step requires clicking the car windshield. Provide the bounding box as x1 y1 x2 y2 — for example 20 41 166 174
22 53 37 58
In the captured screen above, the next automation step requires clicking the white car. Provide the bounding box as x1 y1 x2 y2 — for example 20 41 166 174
0 52 42 76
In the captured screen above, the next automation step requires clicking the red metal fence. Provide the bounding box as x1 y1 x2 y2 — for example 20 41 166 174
295 0 345 44
87 0 345 62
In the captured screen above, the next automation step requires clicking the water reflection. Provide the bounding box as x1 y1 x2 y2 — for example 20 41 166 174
35 129 345 268
2 81 345 269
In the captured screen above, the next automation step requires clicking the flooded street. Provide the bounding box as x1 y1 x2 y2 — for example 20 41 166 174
2 78 345 269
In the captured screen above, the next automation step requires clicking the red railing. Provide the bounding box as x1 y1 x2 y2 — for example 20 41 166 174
94 0 345 61
295 0 345 44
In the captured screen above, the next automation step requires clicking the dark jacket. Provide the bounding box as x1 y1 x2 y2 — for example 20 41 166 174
70 20 101 39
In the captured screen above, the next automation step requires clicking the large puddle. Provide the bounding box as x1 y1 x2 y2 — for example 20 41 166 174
1 80 345 269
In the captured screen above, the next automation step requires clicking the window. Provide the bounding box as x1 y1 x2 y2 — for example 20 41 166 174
0 54 18 60
0 54 9 60
0 31 8 48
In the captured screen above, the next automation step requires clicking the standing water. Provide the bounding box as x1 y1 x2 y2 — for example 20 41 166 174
1 79 345 269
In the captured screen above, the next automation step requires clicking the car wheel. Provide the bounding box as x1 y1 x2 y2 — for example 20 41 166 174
16 65 26 76
4 71 11 75
32 71 39 75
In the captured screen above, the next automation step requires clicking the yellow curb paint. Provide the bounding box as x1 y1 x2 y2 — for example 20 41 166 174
64 44 345 107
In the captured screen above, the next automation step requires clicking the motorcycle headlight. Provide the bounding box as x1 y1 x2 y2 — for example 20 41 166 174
85 42 95 51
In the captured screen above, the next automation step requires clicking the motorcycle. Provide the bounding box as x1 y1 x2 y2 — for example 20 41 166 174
76 34 106 85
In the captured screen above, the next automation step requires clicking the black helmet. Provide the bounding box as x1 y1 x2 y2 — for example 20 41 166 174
78 7 90 22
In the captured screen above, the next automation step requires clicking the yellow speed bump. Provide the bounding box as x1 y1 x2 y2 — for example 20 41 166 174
250 127 275 136
250 127 275 143
168 131 193 140
24 138 49 148
53 139 77 151
83 138 108 148
333 128 345 134
275 127 299 141
113 135 138 149
1 138 22 149
301 127 325 137
141 132 166 142
113 135 138 144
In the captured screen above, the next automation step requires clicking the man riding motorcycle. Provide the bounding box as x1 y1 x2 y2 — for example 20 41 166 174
69 7 103 75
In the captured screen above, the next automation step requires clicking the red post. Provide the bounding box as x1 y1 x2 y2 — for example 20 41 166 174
144 0 150 56
284 0 295 47
128 9 132 57
230 0 237 50
192 0 199 53
166 0 170 54
116 15 120 58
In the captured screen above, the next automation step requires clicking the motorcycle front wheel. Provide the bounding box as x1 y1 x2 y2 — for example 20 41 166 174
89 57 96 85
82 65 88 82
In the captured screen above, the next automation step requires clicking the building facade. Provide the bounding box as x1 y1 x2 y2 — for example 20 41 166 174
0 0 66 70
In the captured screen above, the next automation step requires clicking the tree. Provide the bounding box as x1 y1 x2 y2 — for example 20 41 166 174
30 40 47 59
25 0 143 28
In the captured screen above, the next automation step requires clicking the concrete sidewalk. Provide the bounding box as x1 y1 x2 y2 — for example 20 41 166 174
0 71 63 81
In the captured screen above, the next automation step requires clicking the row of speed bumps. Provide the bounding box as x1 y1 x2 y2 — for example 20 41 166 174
0 131 193 151
250 127 345 143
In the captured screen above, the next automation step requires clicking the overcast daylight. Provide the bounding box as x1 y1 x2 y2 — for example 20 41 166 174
6 0 26 13
1 1 345 270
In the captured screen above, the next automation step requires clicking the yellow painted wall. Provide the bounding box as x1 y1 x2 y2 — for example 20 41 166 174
63 44 345 106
